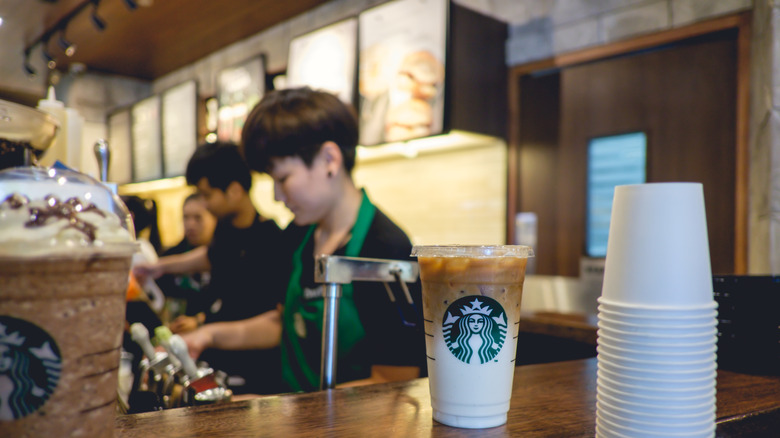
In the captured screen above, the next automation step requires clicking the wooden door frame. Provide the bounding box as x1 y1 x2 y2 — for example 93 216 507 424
507 12 751 274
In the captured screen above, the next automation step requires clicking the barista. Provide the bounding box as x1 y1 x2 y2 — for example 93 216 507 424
182 87 425 392
133 142 284 395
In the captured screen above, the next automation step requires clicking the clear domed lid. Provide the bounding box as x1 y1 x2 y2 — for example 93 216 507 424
0 166 135 238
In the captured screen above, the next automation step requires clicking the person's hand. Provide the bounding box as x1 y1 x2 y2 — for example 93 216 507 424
132 262 164 282
180 327 212 359
169 315 199 334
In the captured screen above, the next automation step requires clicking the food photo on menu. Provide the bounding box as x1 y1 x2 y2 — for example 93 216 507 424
358 0 447 145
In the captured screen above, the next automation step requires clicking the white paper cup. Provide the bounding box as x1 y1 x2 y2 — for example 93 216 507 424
598 342 716 362
598 304 717 322
598 314 717 331
597 370 716 398
597 330 718 350
598 382 716 407
597 416 716 438
412 245 533 429
597 348 716 370
598 357 717 380
597 326 718 343
600 183 713 308
599 388 714 416
597 410 715 437
598 367 716 389
597 395 715 422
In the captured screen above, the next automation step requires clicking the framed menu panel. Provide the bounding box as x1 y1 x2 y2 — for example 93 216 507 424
107 108 133 185
217 56 265 144
287 17 358 105
131 96 163 182
162 80 198 178
358 0 448 146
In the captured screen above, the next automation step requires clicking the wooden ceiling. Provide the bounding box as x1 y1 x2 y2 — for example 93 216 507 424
31 0 330 80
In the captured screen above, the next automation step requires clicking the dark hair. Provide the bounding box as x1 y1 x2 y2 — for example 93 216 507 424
183 192 204 205
241 87 358 173
185 142 252 192
121 195 163 255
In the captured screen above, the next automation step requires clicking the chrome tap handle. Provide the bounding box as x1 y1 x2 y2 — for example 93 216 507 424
93 139 110 182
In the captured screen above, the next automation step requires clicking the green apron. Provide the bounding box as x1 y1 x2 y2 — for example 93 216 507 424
281 190 376 391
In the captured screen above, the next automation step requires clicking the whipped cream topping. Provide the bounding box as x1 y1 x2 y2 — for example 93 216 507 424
0 193 135 257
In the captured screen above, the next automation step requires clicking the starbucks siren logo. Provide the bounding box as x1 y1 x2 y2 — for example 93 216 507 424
442 296 508 364
0 316 61 421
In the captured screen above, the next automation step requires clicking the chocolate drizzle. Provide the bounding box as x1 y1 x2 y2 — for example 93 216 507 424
2 193 106 242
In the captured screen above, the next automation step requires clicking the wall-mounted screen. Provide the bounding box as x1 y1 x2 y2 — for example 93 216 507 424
358 0 448 146
162 80 198 178
107 108 133 185
217 56 265 144
586 131 647 257
287 17 357 105
131 96 163 182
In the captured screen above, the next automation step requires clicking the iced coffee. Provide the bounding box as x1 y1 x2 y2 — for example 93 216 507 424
0 168 136 438
411 245 533 429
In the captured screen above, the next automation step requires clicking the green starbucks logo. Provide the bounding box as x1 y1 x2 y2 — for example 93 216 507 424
0 316 62 421
443 297 508 364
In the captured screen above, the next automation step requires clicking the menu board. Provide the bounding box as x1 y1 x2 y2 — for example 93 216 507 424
131 96 163 182
358 0 448 145
107 108 133 185
217 56 265 144
162 80 198 178
286 17 358 105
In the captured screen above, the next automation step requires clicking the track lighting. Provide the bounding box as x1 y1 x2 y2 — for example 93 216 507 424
58 30 76 57
41 42 56 69
24 0 142 76
23 48 37 77
91 0 106 31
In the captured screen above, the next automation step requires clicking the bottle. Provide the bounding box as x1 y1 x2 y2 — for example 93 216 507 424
36 86 84 169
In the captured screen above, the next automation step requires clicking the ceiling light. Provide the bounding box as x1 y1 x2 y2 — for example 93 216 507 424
58 31 76 57
91 0 107 31
0 17 4 28
41 43 57 69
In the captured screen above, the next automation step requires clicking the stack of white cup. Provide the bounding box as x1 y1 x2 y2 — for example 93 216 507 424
596 183 718 438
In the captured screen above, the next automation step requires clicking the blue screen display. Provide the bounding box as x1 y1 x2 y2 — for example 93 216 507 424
586 132 647 257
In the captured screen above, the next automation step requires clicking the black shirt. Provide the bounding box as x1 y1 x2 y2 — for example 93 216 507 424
199 214 286 394
280 207 426 390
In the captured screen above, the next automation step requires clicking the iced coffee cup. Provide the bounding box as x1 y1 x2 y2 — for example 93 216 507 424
0 167 136 438
411 245 533 429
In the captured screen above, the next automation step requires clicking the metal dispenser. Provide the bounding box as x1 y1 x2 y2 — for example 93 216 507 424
314 255 419 390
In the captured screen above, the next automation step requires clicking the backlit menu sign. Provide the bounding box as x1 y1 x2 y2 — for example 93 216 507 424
358 0 448 146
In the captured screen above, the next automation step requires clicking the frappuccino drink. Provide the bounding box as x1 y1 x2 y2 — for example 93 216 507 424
411 245 533 429
0 168 136 438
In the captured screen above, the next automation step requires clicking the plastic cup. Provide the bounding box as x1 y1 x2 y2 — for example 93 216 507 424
597 401 715 430
600 183 713 308
411 245 533 429
598 384 714 416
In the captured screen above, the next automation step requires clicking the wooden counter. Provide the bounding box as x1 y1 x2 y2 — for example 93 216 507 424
116 358 780 437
